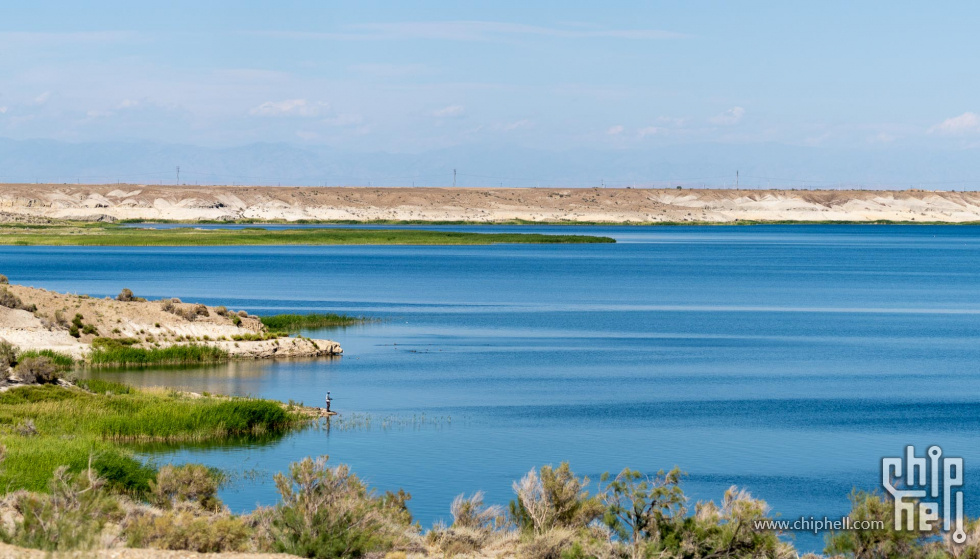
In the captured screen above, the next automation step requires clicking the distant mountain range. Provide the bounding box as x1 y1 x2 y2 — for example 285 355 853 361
1 137 979 190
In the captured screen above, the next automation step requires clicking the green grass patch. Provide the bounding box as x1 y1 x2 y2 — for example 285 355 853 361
89 342 228 367
0 383 303 494
15 349 75 369
260 313 369 331
0 223 615 245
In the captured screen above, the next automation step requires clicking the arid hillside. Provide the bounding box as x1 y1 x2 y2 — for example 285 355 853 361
3 183 980 222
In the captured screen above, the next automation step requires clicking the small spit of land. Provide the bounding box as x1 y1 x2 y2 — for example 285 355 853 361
4 183 980 223
0 279 343 361
0 222 615 246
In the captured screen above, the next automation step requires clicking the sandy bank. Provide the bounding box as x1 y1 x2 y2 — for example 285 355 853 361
3 184 980 223
0 282 341 361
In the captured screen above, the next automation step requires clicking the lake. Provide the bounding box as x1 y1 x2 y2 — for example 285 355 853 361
4 224 980 552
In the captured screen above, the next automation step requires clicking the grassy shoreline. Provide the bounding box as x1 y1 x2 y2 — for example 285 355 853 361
0 382 309 493
0 223 615 245
115 217 980 226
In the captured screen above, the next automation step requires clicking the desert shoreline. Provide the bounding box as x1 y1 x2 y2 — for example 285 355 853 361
4 183 980 223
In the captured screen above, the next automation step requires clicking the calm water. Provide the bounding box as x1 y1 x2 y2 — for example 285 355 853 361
4 224 980 551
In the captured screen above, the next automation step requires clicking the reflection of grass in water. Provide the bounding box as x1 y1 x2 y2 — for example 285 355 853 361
327 412 454 432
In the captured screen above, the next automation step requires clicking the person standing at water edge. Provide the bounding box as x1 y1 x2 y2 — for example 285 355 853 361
325 391 332 412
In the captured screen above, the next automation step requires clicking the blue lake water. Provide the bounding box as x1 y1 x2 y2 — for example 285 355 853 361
4 224 980 552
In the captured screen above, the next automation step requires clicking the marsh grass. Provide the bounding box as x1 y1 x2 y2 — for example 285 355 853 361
89 342 229 367
260 313 370 331
0 384 303 493
0 224 616 246
16 349 75 369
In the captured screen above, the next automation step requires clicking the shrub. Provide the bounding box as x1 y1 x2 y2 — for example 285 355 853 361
214 306 229 316
194 304 210 317
0 274 8 284
161 299 177 312
600 467 685 559
17 349 74 369
68 324 80 338
89 343 229 367
82 324 99 336
237 310 248 317
14 356 60 384
231 315 242 326
117 288 135 301
123 509 253 553
150 464 224 512
3 466 123 551
0 338 16 370
267 456 414 559
510 463 603 535
0 287 36 312
825 490 930 559
451 491 505 531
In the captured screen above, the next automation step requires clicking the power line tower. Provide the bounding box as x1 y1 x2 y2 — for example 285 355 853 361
176 166 180 185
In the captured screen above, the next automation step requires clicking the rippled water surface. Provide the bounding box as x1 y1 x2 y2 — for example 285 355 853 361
5 224 980 551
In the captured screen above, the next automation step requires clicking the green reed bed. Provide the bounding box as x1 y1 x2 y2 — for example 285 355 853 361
0 383 303 493
15 349 75 369
0 223 616 246
259 312 369 331
89 341 229 367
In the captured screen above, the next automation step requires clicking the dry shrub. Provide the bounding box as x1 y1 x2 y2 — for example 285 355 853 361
214 306 229 316
0 339 16 371
117 288 135 302
149 464 223 512
160 299 177 312
510 463 603 535
194 304 210 317
0 274 8 284
237 310 248 317
0 287 36 312
123 507 252 553
4 465 122 551
14 356 59 384
266 455 415 559
15 419 38 437
517 528 577 559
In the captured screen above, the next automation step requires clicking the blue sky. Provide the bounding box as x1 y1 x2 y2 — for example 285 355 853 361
2 2 980 186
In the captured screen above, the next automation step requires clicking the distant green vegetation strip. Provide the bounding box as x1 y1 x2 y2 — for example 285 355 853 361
90 339 228 367
117 217 980 226
0 383 302 493
260 313 369 331
16 349 75 369
0 224 615 245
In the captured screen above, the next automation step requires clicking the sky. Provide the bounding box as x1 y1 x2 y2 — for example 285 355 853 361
2 2 980 187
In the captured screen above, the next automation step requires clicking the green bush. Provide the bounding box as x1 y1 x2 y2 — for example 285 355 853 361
260 313 367 332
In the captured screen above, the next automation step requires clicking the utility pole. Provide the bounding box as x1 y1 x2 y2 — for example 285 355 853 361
736 170 739 189
176 166 180 185
453 169 456 187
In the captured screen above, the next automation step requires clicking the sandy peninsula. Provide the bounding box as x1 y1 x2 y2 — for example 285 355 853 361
2 183 980 223
0 281 341 361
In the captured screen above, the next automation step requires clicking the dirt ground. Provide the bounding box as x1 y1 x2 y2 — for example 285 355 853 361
2 184 980 223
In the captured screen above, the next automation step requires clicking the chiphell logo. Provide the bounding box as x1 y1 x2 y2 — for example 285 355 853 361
882 445 965 543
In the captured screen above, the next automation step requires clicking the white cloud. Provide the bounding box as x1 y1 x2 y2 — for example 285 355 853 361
249 99 326 117
928 112 980 135
709 106 745 125
606 125 624 135
637 126 664 137
502 119 530 131
34 92 51 105
432 104 464 118
118 99 140 109
0 106 7 114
